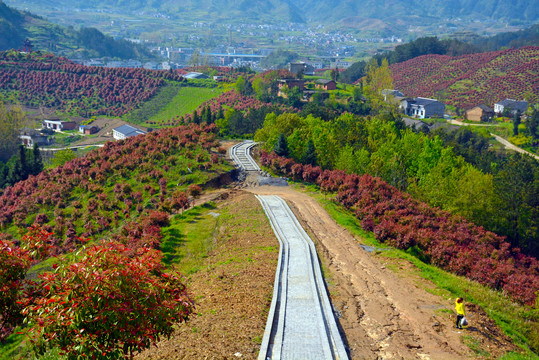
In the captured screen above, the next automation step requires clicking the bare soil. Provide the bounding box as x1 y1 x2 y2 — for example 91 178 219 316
247 181 518 359
136 191 279 360
136 164 519 359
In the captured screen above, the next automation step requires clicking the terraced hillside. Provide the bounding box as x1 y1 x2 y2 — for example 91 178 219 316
390 46 539 110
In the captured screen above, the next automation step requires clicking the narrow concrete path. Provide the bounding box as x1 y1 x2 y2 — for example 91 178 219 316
256 195 348 360
230 141 348 359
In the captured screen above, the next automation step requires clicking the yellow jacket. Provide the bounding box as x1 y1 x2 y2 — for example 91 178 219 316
455 299 465 315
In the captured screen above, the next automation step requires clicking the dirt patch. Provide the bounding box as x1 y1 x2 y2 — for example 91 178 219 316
246 184 519 359
136 191 278 360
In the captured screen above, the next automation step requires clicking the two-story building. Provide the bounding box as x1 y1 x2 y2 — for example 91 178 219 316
494 99 528 116
400 97 445 119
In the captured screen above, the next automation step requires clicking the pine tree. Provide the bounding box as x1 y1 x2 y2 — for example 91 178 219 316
274 133 289 157
18 145 29 179
31 143 43 175
217 107 225 121
204 106 213 124
192 110 200 125
301 139 317 165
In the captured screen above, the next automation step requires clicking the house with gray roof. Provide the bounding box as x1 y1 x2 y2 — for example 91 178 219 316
494 99 528 115
400 97 445 119
184 72 210 79
112 124 147 141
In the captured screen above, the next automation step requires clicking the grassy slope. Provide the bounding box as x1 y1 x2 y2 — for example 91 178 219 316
146 86 225 126
293 183 538 359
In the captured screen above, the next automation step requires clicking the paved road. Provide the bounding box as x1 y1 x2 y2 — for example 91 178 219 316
40 144 105 151
491 134 539 160
447 119 539 160
230 141 260 171
256 195 348 360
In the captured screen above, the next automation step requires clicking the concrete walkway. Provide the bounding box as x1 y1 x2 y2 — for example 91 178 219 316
230 141 348 359
256 195 348 360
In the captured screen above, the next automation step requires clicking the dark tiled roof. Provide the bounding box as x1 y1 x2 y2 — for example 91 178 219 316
496 99 528 112
413 97 441 106
315 79 334 85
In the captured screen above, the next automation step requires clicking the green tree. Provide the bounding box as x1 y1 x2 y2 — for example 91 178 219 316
30 143 43 175
0 100 29 162
274 133 289 157
362 58 394 111
49 149 77 168
513 110 521 136
527 107 538 139
235 76 246 95
301 139 317 165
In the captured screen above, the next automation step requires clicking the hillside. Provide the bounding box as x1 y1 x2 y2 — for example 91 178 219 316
6 0 538 25
0 1 152 59
390 46 539 110
0 51 186 117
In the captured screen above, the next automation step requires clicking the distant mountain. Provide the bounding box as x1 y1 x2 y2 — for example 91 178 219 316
6 0 539 24
0 1 153 59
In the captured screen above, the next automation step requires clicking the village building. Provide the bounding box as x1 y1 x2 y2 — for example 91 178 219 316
314 79 337 91
382 89 404 102
43 120 77 131
289 62 315 76
465 105 495 122
79 125 100 135
277 79 306 97
494 99 528 115
112 125 147 141
400 97 445 119
19 128 52 148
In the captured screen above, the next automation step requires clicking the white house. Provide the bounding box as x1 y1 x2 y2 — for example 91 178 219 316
43 120 76 131
494 99 528 115
112 125 146 140
400 97 445 119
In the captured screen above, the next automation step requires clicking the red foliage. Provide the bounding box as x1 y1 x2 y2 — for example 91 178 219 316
0 52 186 116
390 46 539 110
261 150 539 305
23 241 194 359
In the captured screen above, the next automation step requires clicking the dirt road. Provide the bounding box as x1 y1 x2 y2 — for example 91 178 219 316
245 174 516 359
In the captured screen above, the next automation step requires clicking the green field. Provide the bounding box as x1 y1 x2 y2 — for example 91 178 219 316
147 86 224 126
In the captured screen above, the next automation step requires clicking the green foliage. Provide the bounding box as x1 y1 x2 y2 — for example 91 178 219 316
274 133 289 157
260 49 298 69
257 111 539 258
0 145 44 189
125 84 184 125
301 139 316 166
47 149 77 169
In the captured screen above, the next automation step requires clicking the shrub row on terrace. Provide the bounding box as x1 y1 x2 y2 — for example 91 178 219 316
260 151 539 306
0 123 225 258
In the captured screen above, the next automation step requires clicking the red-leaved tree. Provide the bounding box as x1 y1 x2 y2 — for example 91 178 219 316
22 241 194 359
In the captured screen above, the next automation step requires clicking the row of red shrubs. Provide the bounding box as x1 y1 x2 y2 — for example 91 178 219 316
260 151 539 306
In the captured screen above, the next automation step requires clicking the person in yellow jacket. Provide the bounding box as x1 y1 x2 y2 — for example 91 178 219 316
455 297 466 329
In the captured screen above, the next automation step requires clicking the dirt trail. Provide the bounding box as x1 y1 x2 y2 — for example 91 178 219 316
244 175 516 359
